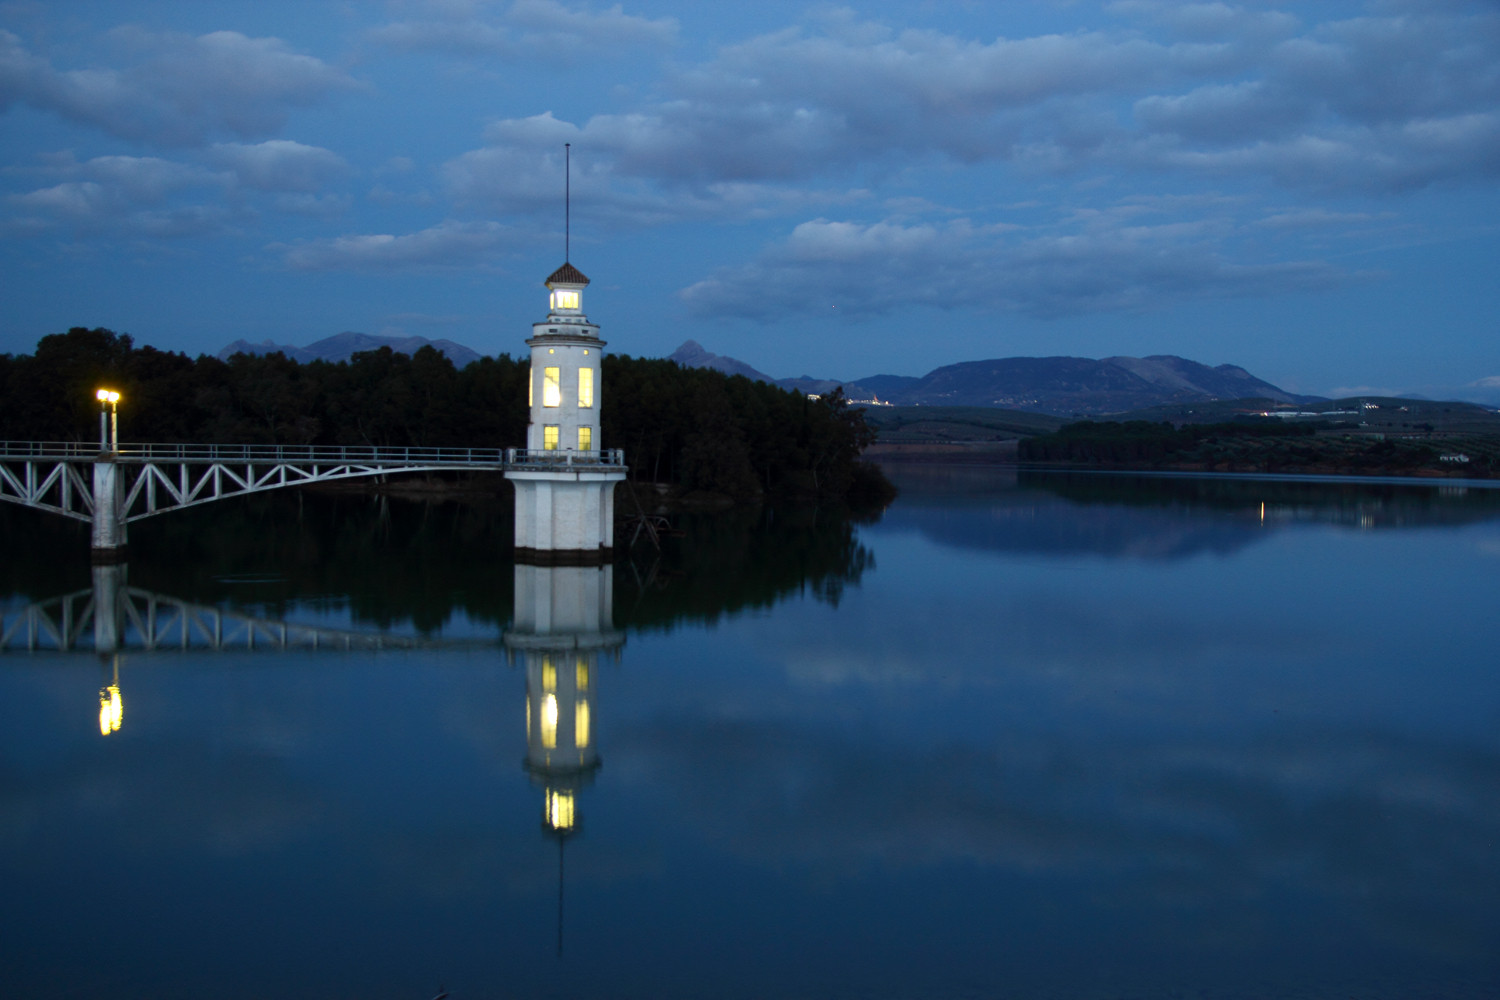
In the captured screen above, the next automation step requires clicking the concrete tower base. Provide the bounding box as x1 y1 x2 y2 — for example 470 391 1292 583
507 467 626 565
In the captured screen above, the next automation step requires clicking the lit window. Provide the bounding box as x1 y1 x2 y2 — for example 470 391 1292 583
576 659 589 691
542 657 556 693
543 425 559 450
551 289 580 311
543 367 560 407
528 370 533 407
577 426 592 451
541 694 557 749
578 367 594 408
575 701 591 749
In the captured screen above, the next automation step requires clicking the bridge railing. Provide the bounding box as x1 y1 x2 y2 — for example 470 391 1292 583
0 441 515 465
2 441 628 468
505 448 626 468
0 441 103 459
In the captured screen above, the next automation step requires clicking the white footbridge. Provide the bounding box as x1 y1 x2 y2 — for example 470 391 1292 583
0 441 625 559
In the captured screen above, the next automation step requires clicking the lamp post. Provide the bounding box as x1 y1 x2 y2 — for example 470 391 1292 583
95 389 120 452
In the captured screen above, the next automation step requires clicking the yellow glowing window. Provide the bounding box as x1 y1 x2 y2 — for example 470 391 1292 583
578 367 594 408
543 425 559 450
576 659 589 691
551 289 579 311
575 701 591 749
543 367 561 407
577 426 592 451
528 370 533 407
541 693 558 749
542 658 556 693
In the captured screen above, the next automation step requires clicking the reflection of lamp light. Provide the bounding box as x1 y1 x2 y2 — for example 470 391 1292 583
98 655 122 735
546 789 576 833
98 685 122 735
95 388 121 452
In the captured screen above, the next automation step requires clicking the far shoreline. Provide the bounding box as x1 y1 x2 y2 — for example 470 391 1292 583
867 441 1498 482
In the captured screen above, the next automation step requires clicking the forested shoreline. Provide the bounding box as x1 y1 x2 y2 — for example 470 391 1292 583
0 327 894 504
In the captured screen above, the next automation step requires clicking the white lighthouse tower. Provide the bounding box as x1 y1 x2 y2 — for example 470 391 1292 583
505 260 627 564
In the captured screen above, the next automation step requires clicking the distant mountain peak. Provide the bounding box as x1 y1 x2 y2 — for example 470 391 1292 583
668 340 774 383
218 332 481 367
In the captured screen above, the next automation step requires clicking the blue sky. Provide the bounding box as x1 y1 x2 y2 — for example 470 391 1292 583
2 0 1498 398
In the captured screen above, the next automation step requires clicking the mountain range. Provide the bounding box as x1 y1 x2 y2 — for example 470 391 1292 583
211 333 1353 416
668 340 1321 417
218 332 481 367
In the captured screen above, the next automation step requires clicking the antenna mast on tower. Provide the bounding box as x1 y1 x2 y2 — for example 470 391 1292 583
565 142 571 263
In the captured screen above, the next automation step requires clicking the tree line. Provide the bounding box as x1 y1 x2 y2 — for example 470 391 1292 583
1018 418 1319 463
0 327 892 503
1018 417 1496 476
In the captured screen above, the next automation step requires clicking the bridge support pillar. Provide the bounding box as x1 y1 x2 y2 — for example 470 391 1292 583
91 457 128 562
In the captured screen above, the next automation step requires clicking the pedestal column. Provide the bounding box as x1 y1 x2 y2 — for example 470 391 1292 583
91 457 127 561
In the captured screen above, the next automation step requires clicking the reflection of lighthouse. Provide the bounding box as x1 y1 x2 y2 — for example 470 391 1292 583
506 562 621 956
505 563 623 839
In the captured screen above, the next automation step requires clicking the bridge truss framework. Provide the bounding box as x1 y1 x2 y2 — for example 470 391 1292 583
0 442 624 557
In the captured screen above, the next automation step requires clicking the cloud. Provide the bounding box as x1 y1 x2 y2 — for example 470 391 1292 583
1252 207 1388 230
5 153 229 236
0 28 360 146
443 113 864 225
272 220 515 270
680 212 1356 322
1108 1 1303 43
207 140 350 193
369 0 677 58
425 3 1500 231
4 145 355 236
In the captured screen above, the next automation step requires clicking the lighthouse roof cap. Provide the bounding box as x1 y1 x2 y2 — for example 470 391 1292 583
546 262 589 287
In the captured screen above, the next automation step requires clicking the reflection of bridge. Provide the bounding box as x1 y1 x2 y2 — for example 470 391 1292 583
0 565 469 653
0 442 625 558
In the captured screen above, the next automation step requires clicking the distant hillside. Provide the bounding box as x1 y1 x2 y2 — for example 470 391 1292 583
219 332 481 367
668 340 776 382
867 355 1316 414
666 341 1319 417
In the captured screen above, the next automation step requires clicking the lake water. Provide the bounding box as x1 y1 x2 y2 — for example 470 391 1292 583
2 467 1498 999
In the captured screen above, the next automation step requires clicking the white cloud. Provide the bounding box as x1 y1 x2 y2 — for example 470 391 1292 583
369 0 676 57
207 141 350 193
420 4 1500 213
1108 1 1302 43
0 28 360 146
680 211 1357 322
443 112 863 225
6 154 226 235
272 220 514 270
4 145 355 235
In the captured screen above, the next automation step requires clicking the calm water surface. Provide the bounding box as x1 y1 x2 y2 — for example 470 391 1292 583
2 468 1498 999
